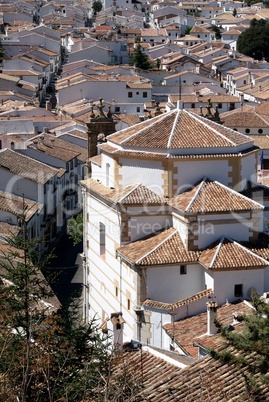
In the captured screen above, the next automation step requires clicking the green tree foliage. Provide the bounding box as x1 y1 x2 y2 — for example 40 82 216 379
184 26 192 35
0 40 4 61
68 212 83 245
237 19 269 61
244 0 265 6
155 58 161 70
0 223 111 401
210 289 269 400
211 25 222 39
0 219 144 401
92 0 102 14
130 43 152 70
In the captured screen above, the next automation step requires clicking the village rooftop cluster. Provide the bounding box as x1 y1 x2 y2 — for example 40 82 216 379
1 0 269 399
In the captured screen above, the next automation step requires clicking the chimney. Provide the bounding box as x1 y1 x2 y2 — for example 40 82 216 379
46 100 52 111
232 311 243 325
206 301 218 335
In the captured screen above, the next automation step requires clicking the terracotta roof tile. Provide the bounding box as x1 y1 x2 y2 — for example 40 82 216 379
222 110 269 128
0 149 58 184
169 179 263 213
81 179 164 208
0 222 20 238
163 300 253 358
117 227 199 266
30 137 80 162
142 289 213 311
119 184 165 205
199 237 268 270
110 347 269 401
0 190 42 222
108 109 252 150
100 145 257 160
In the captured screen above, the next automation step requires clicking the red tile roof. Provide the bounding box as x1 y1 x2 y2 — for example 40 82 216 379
108 109 252 151
0 149 58 184
142 289 213 311
163 300 253 358
169 179 263 213
117 227 199 266
199 237 268 270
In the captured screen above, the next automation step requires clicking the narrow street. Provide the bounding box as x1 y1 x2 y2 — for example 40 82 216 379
47 234 83 308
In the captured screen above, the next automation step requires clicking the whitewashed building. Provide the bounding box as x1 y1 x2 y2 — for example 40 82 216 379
82 108 269 350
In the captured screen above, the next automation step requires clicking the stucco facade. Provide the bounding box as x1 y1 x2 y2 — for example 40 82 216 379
82 107 269 350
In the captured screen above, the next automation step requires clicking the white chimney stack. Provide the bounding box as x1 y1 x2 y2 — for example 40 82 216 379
206 301 218 336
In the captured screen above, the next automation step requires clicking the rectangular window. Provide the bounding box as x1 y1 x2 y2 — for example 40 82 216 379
230 102 235 110
116 323 121 330
143 92 147 98
99 222 106 258
218 103 222 109
87 213 89 222
127 299 131 310
180 265 187 275
115 106 120 112
191 103 195 108
137 107 140 112
128 92 133 98
234 284 243 297
115 287 118 297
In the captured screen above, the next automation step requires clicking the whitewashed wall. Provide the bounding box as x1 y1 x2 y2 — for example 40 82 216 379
173 159 231 194
119 159 164 193
149 310 172 349
194 213 262 249
147 265 204 303
85 193 139 342
128 210 171 242
213 268 265 305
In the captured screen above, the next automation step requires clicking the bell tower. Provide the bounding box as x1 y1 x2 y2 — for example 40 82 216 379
86 98 116 178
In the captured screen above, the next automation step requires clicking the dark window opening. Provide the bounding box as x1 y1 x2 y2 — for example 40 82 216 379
234 284 243 297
